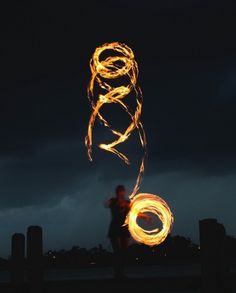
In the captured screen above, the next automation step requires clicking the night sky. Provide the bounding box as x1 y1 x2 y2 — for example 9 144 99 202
0 1 235 256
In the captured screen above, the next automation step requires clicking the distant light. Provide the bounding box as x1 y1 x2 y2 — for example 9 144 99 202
52 256 56 259
136 257 139 261
90 262 96 265
198 246 201 250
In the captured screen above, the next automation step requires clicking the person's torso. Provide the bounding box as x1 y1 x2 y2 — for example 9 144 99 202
110 198 130 225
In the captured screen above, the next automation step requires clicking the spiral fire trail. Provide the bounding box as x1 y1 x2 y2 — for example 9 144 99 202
85 42 173 246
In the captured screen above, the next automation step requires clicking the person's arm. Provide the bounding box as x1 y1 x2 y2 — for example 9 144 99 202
104 198 113 208
129 200 152 222
138 212 152 223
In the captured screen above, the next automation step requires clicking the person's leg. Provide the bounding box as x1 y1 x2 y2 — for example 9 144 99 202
120 237 129 250
110 237 123 278
119 237 129 277
110 236 119 253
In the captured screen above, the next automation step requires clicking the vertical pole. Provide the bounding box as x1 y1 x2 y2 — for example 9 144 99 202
10 233 25 291
217 223 226 289
199 219 226 292
27 226 43 293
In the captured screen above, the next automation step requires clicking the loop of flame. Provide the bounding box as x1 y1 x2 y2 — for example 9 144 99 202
125 193 173 246
85 42 174 246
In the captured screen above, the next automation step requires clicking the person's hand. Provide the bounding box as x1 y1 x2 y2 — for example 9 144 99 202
104 198 112 208
145 214 153 224
138 212 153 223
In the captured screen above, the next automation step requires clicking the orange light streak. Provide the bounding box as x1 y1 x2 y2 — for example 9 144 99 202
85 42 173 246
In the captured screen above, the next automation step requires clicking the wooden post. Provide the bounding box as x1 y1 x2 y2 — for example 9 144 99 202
10 233 25 292
27 226 43 293
199 219 226 292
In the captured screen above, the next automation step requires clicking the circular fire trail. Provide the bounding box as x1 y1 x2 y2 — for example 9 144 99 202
125 193 173 246
85 42 174 246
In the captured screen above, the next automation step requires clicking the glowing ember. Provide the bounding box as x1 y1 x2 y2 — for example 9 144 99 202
85 42 174 246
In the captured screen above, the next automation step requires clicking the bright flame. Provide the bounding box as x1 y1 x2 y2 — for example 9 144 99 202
125 193 174 246
85 42 174 246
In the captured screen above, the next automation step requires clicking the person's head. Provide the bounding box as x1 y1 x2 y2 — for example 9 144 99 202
115 185 126 199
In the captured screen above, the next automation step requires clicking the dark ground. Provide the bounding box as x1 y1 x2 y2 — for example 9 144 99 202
0 273 236 293
0 276 200 293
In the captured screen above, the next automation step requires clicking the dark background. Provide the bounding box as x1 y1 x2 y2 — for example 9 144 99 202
0 0 235 256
